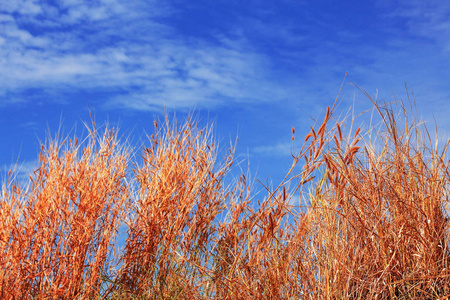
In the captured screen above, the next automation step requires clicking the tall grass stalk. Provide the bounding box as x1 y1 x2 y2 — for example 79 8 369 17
0 124 129 298
1 87 450 299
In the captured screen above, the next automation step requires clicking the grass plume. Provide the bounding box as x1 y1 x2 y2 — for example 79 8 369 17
1 87 450 299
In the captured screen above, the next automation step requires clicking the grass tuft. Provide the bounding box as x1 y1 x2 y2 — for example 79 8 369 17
1 87 450 299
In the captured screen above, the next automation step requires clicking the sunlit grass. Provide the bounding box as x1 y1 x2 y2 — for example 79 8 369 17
1 87 450 299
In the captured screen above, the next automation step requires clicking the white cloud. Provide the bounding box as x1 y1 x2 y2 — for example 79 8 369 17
2 0 450 117
382 1 450 53
1 159 39 188
2 0 42 15
0 0 300 110
253 142 293 157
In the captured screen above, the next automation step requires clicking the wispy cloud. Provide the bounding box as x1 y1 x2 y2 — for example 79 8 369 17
253 142 293 157
1 159 39 188
2 0 450 119
385 0 450 46
0 0 300 110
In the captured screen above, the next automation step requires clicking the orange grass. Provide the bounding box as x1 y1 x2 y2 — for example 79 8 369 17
110 116 236 298
0 124 129 298
1 86 450 299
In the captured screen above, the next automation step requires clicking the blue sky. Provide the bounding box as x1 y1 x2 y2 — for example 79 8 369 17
1 0 450 192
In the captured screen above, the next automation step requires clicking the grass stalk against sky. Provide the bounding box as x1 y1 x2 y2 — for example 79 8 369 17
1 88 450 299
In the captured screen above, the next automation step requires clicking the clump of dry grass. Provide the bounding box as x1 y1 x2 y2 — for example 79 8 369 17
1 86 450 299
110 116 236 298
0 124 129 299
188 86 450 299
300 89 450 299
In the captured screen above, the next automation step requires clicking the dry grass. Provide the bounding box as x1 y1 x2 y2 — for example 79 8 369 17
1 86 450 299
0 124 129 298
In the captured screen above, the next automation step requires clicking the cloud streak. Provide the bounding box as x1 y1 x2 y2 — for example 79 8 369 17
253 142 293 158
0 0 300 110
2 0 450 117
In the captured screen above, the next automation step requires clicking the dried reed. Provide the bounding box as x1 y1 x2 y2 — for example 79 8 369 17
0 124 129 299
1 86 450 299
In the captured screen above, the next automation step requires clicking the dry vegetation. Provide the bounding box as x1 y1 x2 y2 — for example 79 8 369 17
1 87 450 299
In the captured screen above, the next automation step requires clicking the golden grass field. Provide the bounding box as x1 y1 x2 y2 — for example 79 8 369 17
1 88 450 299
